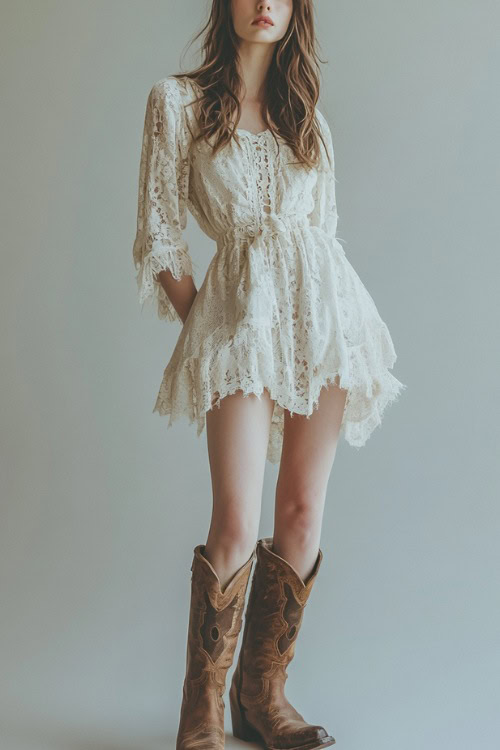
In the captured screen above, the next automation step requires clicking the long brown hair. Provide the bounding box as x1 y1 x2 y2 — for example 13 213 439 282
171 0 330 170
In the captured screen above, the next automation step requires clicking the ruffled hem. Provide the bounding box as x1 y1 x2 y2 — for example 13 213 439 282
152 319 407 464
133 237 196 323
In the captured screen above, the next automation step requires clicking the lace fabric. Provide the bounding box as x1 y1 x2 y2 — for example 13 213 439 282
132 76 407 462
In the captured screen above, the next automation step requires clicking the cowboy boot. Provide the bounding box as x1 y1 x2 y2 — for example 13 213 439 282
229 537 335 750
175 543 256 749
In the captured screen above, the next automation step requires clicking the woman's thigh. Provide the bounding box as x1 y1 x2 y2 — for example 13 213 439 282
205 388 276 537
278 380 348 502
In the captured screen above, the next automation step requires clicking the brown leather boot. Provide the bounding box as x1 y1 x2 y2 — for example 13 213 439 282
229 537 336 750
175 543 256 750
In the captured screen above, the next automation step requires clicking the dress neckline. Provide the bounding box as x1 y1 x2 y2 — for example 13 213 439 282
236 128 271 137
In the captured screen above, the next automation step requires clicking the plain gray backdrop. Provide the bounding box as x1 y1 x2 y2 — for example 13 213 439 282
1 1 498 749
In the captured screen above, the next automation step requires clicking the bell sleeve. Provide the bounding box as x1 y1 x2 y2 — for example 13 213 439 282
308 108 341 243
132 77 194 323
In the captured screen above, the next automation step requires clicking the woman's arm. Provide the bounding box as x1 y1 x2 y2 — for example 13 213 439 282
132 77 197 324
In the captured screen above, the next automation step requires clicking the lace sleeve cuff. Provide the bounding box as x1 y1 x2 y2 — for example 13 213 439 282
134 237 194 322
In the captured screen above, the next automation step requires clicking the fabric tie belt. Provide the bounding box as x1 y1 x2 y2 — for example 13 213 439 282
217 212 310 328
219 211 310 249
245 211 291 239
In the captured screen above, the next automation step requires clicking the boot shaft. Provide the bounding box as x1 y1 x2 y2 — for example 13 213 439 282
185 544 256 683
237 537 323 689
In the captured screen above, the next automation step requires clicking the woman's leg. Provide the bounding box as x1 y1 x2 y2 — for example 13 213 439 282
228 381 345 748
273 380 348 582
176 389 275 748
204 388 276 589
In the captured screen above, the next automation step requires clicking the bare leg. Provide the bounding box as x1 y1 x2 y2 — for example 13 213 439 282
205 388 276 590
273 380 348 582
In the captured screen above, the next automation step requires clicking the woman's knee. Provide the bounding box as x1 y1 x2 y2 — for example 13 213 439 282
275 489 324 537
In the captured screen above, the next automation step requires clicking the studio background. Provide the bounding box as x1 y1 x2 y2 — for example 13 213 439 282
1 1 498 749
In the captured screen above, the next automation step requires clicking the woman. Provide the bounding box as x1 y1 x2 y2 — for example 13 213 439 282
132 1 406 747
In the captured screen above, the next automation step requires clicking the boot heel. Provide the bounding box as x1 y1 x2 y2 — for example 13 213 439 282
229 683 262 743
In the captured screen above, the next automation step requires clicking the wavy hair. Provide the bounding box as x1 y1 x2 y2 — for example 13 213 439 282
170 0 330 170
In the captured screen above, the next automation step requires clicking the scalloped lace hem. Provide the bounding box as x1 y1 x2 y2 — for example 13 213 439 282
152 343 407 464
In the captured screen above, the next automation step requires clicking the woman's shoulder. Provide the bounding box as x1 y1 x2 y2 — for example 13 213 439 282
147 75 184 103
314 105 331 134
149 74 198 101
147 75 200 123
315 105 334 152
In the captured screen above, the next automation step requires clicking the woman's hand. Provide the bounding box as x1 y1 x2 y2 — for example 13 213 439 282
157 270 198 325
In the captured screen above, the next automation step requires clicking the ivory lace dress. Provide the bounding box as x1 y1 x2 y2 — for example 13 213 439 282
132 75 406 463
